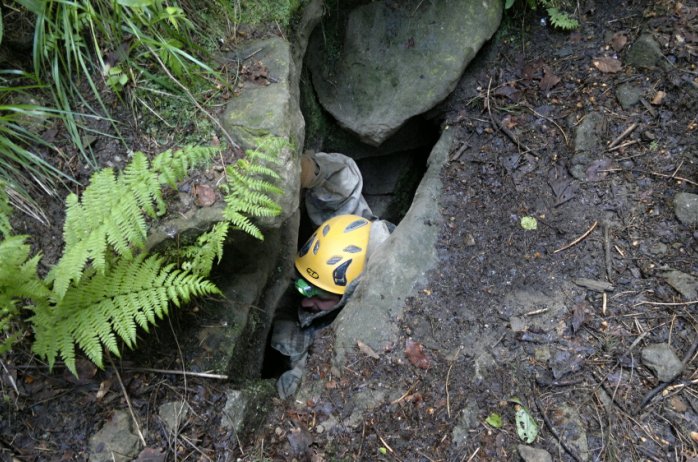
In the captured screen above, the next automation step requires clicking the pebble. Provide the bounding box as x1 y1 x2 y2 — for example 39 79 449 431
518 445 553 462
641 343 683 382
674 193 698 226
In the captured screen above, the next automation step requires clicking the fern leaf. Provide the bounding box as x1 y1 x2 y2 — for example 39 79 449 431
547 7 579 30
31 255 220 374
152 145 219 188
176 222 229 277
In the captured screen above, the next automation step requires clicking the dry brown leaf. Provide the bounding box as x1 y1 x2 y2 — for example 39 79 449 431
357 340 379 359
593 57 623 73
96 379 112 400
540 70 561 93
405 339 430 369
691 431 698 443
610 32 628 51
193 184 217 207
651 90 667 105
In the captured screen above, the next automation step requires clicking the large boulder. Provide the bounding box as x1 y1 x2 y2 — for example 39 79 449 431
308 0 502 146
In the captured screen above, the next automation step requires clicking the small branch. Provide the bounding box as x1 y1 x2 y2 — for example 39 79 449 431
108 355 147 448
608 122 638 149
633 300 698 307
603 223 613 283
124 367 229 380
607 139 639 152
554 221 598 253
486 77 533 154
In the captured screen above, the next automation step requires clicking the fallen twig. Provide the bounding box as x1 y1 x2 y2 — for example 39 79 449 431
608 122 638 149
124 367 229 380
607 139 639 152
534 396 584 462
633 300 698 307
0 359 20 397
554 221 598 253
603 223 613 283
486 77 533 154
108 354 147 448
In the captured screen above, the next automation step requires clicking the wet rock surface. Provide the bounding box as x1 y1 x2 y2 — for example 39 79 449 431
308 0 502 146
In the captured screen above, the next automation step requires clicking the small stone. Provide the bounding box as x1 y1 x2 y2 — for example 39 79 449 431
662 270 698 300
464 233 476 246
615 83 644 109
648 242 668 255
88 410 140 462
159 401 188 434
626 34 664 68
573 278 614 293
518 445 553 462
534 346 551 362
315 425 324 434
674 193 698 226
641 343 683 382
669 396 688 413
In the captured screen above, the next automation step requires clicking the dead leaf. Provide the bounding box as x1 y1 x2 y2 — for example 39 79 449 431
540 69 561 93
405 339 430 369
593 57 623 73
96 379 112 400
501 114 518 130
571 303 588 333
651 90 667 105
585 159 613 182
691 431 698 443
192 184 217 207
610 32 628 51
357 340 379 359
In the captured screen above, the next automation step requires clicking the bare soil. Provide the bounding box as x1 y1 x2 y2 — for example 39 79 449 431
1 1 697 461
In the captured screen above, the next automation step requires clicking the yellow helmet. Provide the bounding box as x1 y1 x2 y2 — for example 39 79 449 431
294 214 371 295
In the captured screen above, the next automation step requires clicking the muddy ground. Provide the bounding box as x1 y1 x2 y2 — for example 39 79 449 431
1 0 697 461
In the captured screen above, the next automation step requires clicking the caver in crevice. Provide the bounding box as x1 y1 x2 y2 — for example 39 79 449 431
271 151 392 398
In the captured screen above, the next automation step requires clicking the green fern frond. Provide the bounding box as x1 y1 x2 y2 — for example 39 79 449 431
0 234 50 354
179 222 229 277
222 135 287 240
222 208 263 240
30 255 220 374
152 145 219 188
547 7 579 30
49 146 218 299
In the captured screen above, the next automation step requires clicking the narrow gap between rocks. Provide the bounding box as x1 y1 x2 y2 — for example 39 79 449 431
260 112 441 380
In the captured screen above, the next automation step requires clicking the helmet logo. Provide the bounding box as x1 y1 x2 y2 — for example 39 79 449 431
306 268 320 279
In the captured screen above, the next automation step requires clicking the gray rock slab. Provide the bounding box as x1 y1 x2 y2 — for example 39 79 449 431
158 401 189 435
626 34 664 68
549 404 589 462
663 269 698 300
451 398 480 448
222 37 304 226
674 192 698 226
330 127 453 370
88 410 140 462
573 112 605 154
641 343 683 382
309 0 502 146
220 381 277 434
518 445 553 462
